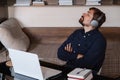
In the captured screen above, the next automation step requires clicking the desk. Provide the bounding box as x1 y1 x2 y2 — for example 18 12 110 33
0 61 116 80
0 61 11 80
92 75 115 80
40 60 115 80
0 61 62 80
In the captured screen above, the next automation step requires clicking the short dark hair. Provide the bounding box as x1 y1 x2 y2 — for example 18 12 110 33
89 7 106 28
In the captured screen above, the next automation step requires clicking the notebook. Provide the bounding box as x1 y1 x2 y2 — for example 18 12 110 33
8 48 44 80
67 68 93 80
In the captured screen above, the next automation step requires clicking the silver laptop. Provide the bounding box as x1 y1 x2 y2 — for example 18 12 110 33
8 48 44 80
8 48 62 80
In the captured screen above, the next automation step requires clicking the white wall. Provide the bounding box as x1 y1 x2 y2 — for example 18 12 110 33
8 6 120 27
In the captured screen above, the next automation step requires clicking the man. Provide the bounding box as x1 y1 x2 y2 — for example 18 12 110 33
57 7 106 75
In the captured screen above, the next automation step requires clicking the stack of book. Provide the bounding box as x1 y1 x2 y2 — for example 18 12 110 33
14 0 32 6
67 68 93 80
45 0 58 5
101 0 113 5
73 0 86 5
86 0 101 5
32 0 45 6
59 0 73 5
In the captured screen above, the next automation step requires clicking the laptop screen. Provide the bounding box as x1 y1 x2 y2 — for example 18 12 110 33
8 48 44 80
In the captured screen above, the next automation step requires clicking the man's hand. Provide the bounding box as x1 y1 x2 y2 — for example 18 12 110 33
77 54 84 59
64 43 84 59
64 43 73 53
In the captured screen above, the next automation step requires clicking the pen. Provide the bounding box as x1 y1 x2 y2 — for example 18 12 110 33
76 68 86 74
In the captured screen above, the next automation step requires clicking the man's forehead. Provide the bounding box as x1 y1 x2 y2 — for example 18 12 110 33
88 10 94 14
87 10 94 16
87 10 94 18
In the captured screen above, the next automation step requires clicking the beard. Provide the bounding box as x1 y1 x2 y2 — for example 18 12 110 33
79 16 84 26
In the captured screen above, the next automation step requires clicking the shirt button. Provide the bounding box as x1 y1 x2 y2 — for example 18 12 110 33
83 35 86 38
78 44 80 46
88 34 90 36
73 51 76 53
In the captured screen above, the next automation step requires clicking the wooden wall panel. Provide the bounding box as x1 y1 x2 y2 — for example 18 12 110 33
23 27 120 44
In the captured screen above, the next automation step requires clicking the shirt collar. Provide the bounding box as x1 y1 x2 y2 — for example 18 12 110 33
82 28 98 36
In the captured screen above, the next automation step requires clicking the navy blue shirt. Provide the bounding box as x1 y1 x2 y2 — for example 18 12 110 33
57 28 106 73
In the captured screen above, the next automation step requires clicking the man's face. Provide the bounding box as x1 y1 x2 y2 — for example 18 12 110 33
79 9 94 26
